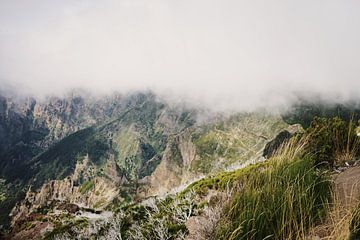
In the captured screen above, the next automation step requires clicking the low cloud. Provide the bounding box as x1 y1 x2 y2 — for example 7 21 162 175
1 0 360 111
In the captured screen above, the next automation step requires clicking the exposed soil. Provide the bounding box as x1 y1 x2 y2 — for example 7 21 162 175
309 166 360 240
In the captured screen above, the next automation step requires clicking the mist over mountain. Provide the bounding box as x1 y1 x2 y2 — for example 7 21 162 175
2 1 360 240
1 0 360 112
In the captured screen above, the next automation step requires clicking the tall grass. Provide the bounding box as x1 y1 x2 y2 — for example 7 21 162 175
349 202 360 240
213 138 332 240
333 117 360 164
309 190 353 240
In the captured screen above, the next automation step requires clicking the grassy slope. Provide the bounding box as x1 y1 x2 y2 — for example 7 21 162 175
191 113 288 173
181 137 332 240
213 154 330 240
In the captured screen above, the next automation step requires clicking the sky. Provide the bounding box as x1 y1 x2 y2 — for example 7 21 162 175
0 0 360 111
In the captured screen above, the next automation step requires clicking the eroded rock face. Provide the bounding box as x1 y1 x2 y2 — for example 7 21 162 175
0 92 169 226
262 124 303 159
178 131 197 169
10 157 119 226
141 130 197 197
142 113 294 198
263 130 292 159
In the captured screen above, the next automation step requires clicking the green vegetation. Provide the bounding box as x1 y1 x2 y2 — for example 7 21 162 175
112 124 163 180
114 194 195 239
0 179 6 203
9 92 360 240
30 127 110 188
191 113 288 173
114 127 142 180
192 130 228 173
168 140 183 166
0 184 25 229
79 180 95 194
282 102 360 128
182 163 264 196
93 199 107 209
44 218 89 240
110 99 172 181
40 115 360 240
212 145 331 240
201 116 360 240
139 155 162 178
22 222 36 231
304 117 360 166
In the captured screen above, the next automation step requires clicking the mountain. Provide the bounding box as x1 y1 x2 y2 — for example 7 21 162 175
0 91 293 239
4 91 360 240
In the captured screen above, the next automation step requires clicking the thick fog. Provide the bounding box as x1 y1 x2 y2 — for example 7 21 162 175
1 0 360 111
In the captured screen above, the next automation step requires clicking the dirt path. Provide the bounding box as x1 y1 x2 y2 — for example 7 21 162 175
309 166 360 240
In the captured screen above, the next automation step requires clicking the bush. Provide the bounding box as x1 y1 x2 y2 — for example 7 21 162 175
305 117 360 167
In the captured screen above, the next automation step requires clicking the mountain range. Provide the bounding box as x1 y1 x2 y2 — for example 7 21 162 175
0 90 359 239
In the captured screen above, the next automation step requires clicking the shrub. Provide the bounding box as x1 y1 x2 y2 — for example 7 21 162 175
305 117 360 167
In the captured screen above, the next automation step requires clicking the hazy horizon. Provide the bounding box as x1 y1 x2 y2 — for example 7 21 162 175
1 0 360 111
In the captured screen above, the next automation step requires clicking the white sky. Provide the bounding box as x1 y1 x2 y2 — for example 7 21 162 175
1 0 360 110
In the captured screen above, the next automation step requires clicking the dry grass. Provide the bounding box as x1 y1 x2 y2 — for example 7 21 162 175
309 192 352 239
309 166 360 240
334 118 360 165
273 133 309 160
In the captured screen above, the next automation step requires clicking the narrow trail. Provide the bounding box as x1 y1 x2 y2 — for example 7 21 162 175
310 166 360 240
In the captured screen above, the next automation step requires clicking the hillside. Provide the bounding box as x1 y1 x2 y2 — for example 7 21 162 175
1 92 360 239
0 91 293 239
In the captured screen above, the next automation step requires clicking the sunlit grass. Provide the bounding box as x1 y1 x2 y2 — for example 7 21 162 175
212 138 332 240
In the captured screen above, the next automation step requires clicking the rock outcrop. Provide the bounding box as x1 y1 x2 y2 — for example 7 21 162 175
263 130 292 159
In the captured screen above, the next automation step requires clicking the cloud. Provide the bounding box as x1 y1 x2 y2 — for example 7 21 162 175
1 0 360 111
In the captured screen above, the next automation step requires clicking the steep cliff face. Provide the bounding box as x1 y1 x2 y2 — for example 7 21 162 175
0 91 171 227
0 96 43 178
0 92 124 181
0 91 198 228
10 156 119 227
